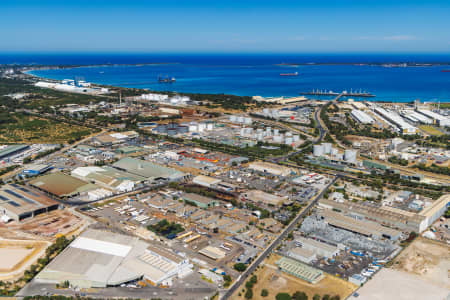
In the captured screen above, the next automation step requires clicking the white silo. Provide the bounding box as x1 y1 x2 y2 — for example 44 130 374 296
273 135 283 143
323 143 332 154
313 145 325 156
330 147 338 156
344 149 357 163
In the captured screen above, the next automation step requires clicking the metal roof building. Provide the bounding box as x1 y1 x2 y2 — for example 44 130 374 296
0 184 59 221
112 157 186 182
0 144 29 160
36 229 192 288
351 109 374 124
276 256 324 284
30 172 98 198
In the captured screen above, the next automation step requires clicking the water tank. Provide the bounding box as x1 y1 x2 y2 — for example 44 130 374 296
323 143 332 154
331 147 338 156
273 135 283 143
344 149 357 163
313 145 325 156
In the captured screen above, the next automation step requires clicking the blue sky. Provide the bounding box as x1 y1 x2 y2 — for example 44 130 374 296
1 0 450 53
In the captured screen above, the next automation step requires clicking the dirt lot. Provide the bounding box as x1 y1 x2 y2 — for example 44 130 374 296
232 254 357 300
0 209 87 242
0 239 50 281
391 237 450 290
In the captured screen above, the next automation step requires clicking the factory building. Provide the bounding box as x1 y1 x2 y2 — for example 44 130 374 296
418 194 450 228
288 247 316 264
374 107 418 134
351 109 374 124
416 109 450 127
182 193 220 209
294 236 339 259
317 208 403 241
112 157 187 182
248 161 293 177
0 184 59 222
276 257 324 284
91 131 139 147
36 229 192 288
30 172 98 199
318 198 434 233
71 166 146 193
0 144 29 160
344 149 358 163
192 175 222 188
22 164 52 177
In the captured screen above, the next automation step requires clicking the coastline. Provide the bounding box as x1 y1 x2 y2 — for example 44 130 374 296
23 63 450 103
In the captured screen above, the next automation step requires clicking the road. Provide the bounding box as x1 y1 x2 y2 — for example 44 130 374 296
220 176 338 300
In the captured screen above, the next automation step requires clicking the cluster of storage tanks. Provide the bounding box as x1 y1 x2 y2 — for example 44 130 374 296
229 115 253 125
239 126 300 145
141 93 190 105
313 143 357 163
188 122 215 132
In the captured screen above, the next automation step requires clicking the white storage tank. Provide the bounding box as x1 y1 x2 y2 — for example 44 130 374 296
313 145 325 156
273 135 283 143
344 149 358 163
323 143 332 154
331 147 339 156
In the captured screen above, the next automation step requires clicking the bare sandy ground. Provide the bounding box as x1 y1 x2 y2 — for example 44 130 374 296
0 248 33 270
347 268 449 300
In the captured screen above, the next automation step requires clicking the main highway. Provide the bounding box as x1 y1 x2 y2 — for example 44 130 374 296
220 176 338 300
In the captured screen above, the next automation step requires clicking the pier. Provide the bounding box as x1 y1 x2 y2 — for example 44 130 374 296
300 89 375 98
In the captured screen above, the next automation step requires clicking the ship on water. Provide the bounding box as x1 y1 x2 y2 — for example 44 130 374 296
280 71 298 76
158 74 176 83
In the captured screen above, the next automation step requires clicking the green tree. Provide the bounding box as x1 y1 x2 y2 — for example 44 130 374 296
276 293 292 300
234 263 247 272
261 289 269 297
245 288 253 299
293 291 308 300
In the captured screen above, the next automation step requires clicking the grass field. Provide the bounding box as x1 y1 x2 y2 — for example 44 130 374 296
232 254 357 300
0 113 93 143
419 125 444 136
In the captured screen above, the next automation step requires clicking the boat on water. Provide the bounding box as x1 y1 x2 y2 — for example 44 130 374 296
280 72 298 76
441 70 450 72
158 75 176 83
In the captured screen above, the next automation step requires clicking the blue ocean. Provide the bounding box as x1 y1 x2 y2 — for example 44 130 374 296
3 53 450 102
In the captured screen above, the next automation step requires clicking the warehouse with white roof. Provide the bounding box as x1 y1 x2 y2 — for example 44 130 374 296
36 229 192 288
351 109 374 124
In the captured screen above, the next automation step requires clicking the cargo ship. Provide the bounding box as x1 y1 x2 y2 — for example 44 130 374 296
280 72 298 76
441 70 450 72
158 75 176 83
